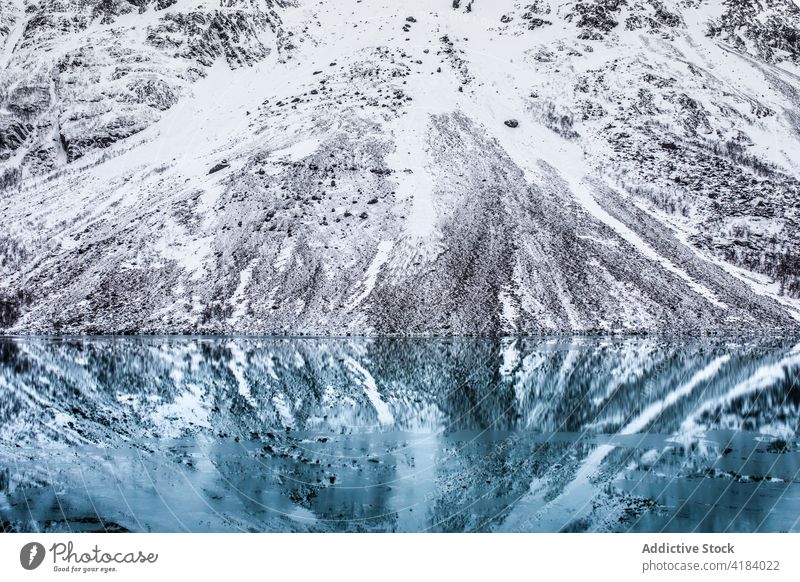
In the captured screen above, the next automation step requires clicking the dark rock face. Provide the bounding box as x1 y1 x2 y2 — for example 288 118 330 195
568 0 625 38
209 160 230 174
147 8 280 68
625 0 682 32
565 0 683 38
0 121 32 153
452 0 476 11
705 0 800 64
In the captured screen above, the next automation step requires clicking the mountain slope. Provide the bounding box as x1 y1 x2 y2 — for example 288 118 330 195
1 0 800 334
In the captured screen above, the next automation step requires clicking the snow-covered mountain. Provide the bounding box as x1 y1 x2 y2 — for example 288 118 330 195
1 0 800 334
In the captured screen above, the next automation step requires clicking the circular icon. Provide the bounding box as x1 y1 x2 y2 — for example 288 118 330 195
20 542 46 570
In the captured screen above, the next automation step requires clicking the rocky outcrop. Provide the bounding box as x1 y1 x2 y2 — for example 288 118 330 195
705 0 800 64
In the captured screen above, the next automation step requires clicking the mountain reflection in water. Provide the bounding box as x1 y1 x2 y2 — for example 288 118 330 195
1 336 799 533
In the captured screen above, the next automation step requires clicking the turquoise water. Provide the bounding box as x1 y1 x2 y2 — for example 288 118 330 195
1 336 799 532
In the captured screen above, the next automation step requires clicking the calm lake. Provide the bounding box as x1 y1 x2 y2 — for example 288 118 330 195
1 336 799 533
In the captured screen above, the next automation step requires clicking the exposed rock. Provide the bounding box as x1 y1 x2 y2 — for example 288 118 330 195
209 160 230 174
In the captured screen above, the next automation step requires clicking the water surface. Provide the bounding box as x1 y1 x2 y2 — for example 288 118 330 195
1 336 799 532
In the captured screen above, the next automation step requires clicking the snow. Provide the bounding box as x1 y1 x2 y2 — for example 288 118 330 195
639 201 800 322
389 110 437 238
271 137 321 162
581 354 731 476
3 0 800 334
155 232 214 282
499 338 519 377
504 353 733 532
227 342 256 407
0 5 24 70
150 382 211 438
149 60 279 178
422 6 731 311
681 346 800 435
344 356 394 426
498 288 518 332
598 182 728 309
467 78 727 309
348 240 393 311
271 393 294 428
626 355 731 435
227 262 255 325
274 242 295 273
